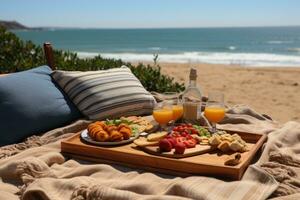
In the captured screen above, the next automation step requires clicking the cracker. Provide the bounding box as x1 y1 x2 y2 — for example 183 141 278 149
147 131 168 142
134 137 159 147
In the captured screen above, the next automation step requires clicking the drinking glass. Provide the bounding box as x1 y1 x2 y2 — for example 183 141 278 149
163 92 183 122
204 92 225 133
152 102 173 131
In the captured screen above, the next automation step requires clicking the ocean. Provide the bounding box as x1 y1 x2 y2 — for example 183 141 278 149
13 27 300 67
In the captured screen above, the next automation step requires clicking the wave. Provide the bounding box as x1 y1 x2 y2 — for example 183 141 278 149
287 48 300 53
148 47 161 51
266 40 292 44
228 46 236 50
76 51 300 67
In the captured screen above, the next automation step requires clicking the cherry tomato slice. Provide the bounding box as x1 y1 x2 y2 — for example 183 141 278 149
176 136 187 144
184 139 197 148
174 127 181 131
181 131 189 137
185 134 193 140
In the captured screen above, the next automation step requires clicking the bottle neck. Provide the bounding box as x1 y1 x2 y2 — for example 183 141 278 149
189 79 197 87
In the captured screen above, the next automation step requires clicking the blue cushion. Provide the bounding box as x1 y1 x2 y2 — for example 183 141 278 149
0 66 82 146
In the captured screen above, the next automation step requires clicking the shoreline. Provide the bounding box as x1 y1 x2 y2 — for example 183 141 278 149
134 61 300 124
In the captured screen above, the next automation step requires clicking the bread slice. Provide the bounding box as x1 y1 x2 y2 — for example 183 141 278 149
147 131 168 142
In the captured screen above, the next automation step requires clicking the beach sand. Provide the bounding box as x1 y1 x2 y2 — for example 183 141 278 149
138 62 300 124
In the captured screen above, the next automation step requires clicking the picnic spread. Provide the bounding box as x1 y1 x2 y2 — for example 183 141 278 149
1 105 299 200
0 66 299 200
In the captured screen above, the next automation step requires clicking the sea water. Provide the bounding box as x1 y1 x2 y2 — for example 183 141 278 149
13 26 300 67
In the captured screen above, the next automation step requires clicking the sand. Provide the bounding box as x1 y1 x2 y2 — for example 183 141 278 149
138 62 300 124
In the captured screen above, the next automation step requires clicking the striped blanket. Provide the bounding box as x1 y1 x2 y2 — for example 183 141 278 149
0 105 299 200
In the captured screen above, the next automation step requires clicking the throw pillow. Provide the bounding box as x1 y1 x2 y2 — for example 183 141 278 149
0 66 82 146
52 66 155 120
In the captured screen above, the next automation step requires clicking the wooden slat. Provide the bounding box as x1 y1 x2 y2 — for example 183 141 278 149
43 42 56 70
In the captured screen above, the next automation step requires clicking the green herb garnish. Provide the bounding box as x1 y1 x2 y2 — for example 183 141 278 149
193 125 211 137
105 119 133 126
131 126 140 137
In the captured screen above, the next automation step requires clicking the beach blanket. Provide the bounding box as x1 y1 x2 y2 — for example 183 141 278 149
0 105 299 200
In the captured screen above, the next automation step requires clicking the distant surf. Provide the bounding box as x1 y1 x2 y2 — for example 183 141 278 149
76 51 300 67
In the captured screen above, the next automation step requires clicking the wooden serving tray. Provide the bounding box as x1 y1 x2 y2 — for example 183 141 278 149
61 130 266 180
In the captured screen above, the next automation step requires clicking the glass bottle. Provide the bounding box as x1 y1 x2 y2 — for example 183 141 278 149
182 68 202 123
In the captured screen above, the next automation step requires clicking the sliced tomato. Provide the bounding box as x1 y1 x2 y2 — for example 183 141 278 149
178 127 185 132
176 136 187 144
185 134 193 140
191 129 198 135
181 131 189 137
170 131 178 137
183 138 197 148
173 127 179 131
186 123 193 127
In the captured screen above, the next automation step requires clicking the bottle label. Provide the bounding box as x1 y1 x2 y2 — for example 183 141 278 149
183 102 199 120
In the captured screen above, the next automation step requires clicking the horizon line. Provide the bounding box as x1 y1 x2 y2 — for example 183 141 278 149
2 19 299 30
26 25 300 30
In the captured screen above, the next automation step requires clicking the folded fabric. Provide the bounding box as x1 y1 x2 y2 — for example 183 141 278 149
0 66 82 146
52 66 156 120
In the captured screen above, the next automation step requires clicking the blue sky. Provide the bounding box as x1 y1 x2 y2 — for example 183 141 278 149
1 0 299 28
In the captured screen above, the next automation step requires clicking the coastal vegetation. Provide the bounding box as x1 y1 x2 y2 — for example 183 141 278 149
0 26 184 92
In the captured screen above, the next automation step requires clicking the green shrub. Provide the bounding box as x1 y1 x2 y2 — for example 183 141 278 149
0 26 185 92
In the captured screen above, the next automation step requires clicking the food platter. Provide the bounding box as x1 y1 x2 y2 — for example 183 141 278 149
61 128 266 180
81 129 140 146
61 116 267 180
80 116 153 146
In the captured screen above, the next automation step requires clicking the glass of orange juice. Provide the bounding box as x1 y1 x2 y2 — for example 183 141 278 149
172 104 184 121
163 92 183 122
204 92 225 133
153 102 173 130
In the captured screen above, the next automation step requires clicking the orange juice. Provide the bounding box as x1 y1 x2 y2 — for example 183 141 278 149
153 109 173 124
204 107 225 123
172 105 183 121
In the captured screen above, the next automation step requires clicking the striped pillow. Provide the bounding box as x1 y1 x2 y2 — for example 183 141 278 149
52 66 155 120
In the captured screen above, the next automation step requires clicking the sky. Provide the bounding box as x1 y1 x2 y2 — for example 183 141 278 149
1 0 300 28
